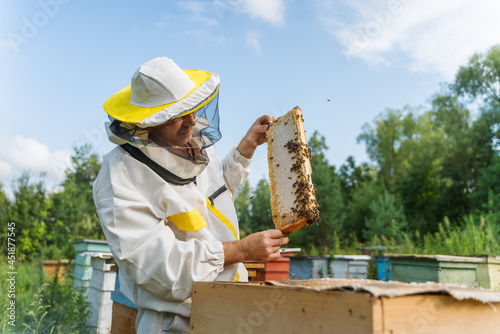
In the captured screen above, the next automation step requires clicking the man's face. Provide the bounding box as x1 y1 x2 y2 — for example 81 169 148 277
148 112 197 148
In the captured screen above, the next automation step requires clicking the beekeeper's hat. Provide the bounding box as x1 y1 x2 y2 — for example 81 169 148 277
103 57 220 128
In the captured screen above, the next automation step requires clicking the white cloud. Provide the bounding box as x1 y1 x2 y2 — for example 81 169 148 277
0 135 72 186
178 1 220 26
312 0 500 79
0 160 11 182
246 31 261 54
238 0 285 26
176 0 286 27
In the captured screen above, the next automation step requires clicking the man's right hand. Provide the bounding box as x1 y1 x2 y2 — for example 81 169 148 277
223 229 289 265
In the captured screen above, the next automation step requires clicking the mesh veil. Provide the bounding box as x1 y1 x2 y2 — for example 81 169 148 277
109 90 222 165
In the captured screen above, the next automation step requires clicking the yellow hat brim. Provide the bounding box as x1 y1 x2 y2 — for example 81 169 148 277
103 70 213 124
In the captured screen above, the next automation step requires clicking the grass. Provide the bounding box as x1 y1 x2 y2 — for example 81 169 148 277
0 259 91 334
369 213 500 256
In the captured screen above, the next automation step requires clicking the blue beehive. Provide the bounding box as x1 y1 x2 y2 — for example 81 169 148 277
376 256 392 281
73 239 111 289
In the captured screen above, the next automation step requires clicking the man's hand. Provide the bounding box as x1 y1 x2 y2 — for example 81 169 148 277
236 115 277 159
223 229 289 265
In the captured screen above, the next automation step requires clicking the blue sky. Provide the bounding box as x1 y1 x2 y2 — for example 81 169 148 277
1 0 500 196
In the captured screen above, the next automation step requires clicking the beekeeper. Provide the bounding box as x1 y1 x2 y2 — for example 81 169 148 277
93 57 289 333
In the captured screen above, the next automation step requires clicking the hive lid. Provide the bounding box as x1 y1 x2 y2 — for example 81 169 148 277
265 278 500 303
384 254 485 263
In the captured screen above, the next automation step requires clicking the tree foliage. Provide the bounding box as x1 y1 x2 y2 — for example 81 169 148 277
3 175 50 261
234 45 500 253
0 144 102 261
3 45 500 259
453 45 500 104
48 144 103 258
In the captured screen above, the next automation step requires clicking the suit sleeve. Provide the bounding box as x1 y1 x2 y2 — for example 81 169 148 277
221 146 251 200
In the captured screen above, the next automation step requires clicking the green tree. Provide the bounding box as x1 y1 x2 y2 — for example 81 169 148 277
0 184 9 224
450 45 500 215
48 144 103 259
0 184 11 256
338 156 372 202
235 180 252 237
453 44 500 104
344 175 385 240
472 154 500 210
363 190 407 241
357 107 423 192
304 131 345 248
6 174 51 261
248 178 273 232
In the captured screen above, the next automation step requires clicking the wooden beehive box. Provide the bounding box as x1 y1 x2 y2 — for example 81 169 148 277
386 254 484 287
73 239 111 289
244 257 290 281
87 254 117 333
331 255 371 279
289 256 329 279
190 278 500 334
42 259 70 282
475 255 500 291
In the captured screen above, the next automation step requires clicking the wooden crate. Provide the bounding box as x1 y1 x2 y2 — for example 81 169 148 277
111 302 137 334
190 279 500 334
386 254 484 286
111 269 138 334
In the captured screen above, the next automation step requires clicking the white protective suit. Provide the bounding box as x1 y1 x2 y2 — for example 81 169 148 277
92 137 250 320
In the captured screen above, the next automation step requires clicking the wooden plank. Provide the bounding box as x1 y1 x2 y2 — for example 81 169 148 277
252 271 290 281
264 261 289 272
74 253 91 266
390 259 440 283
87 288 113 333
244 262 266 269
438 266 478 286
111 302 137 334
491 263 500 290
381 294 500 333
91 256 116 272
90 267 117 291
478 260 500 291
74 239 110 253
191 282 376 334
191 280 500 333
246 269 258 277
